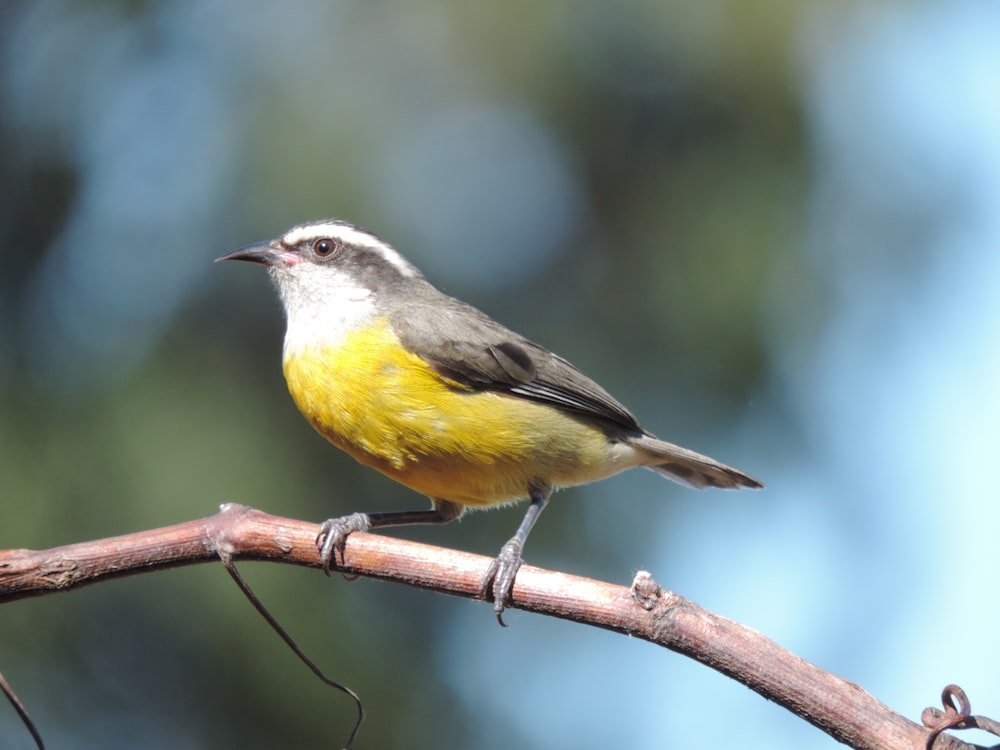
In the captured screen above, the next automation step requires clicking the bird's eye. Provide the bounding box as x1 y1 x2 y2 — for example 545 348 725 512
313 238 339 258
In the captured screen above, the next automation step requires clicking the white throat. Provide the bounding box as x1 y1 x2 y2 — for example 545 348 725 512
270 264 377 357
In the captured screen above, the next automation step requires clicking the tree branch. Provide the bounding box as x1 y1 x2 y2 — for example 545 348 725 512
0 504 982 750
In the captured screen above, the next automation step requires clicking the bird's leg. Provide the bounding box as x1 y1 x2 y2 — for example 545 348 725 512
480 485 552 626
316 499 464 574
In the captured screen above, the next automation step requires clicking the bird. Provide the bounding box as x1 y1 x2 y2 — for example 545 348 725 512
219 219 762 622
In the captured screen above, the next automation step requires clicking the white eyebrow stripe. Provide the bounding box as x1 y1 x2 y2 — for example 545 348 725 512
282 221 379 249
281 220 419 278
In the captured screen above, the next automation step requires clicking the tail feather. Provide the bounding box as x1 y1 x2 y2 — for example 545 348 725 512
633 435 763 490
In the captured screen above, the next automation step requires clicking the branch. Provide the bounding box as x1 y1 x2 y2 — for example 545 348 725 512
0 504 982 750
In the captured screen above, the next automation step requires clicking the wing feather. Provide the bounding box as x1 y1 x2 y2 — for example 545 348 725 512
392 300 640 432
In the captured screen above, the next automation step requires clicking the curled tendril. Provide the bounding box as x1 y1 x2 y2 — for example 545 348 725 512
922 684 1000 749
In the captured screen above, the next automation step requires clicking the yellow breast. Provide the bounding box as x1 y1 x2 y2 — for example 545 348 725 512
282 318 618 506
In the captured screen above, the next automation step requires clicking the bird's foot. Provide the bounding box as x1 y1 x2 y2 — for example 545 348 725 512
479 537 525 627
315 512 371 575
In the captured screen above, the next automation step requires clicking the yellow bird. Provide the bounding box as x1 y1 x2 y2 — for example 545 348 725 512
220 219 761 620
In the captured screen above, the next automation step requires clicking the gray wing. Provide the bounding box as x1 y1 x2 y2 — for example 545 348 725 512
392 299 642 433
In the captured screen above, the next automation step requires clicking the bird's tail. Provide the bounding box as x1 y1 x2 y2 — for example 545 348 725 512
631 435 763 490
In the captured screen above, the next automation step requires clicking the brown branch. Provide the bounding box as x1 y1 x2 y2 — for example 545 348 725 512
0 504 979 750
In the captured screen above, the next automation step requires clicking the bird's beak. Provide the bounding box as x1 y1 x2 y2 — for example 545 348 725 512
216 240 293 266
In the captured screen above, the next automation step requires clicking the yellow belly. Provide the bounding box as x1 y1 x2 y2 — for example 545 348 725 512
282 319 618 506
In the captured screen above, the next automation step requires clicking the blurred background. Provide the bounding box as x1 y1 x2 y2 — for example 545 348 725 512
1 1 998 748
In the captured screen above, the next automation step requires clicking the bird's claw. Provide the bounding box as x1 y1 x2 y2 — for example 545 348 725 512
479 538 525 627
315 512 371 574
